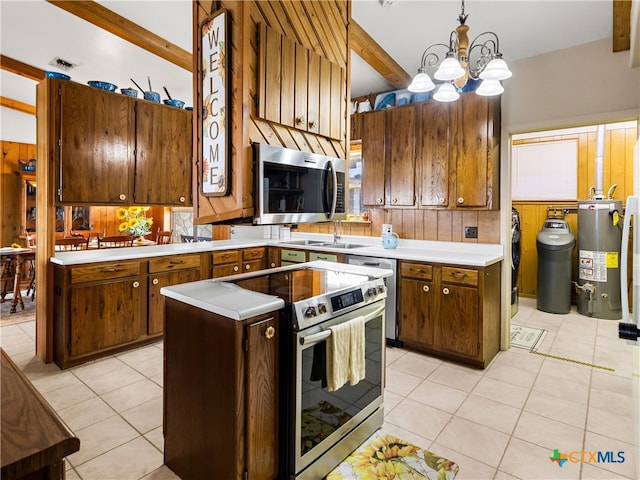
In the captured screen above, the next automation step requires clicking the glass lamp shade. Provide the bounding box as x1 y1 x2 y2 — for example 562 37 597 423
476 79 504 96
434 57 466 81
479 58 513 80
433 82 460 102
408 72 436 92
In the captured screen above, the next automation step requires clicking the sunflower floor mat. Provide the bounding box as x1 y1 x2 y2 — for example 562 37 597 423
326 431 458 480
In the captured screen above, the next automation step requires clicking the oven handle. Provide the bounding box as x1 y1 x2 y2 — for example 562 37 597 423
299 303 385 346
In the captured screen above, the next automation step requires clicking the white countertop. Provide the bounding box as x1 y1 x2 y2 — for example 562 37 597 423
50 233 503 267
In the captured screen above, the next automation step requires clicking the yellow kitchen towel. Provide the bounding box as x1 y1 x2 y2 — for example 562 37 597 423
327 320 351 391
349 316 366 385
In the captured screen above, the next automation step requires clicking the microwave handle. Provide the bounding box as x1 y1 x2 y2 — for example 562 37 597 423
299 303 385 347
326 160 338 220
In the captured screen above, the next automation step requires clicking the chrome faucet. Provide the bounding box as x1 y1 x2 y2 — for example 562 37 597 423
333 220 342 243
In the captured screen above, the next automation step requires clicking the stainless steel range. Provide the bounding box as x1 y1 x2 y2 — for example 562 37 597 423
231 261 390 479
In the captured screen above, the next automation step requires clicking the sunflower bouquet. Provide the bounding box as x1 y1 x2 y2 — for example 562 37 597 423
117 207 153 237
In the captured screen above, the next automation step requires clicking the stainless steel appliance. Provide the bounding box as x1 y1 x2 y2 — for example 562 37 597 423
229 261 390 480
253 143 347 225
345 254 399 346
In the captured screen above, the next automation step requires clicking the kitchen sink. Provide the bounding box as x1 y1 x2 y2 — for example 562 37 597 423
281 240 328 246
316 242 371 249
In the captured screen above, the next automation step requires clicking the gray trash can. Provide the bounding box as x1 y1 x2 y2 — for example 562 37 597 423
536 219 575 314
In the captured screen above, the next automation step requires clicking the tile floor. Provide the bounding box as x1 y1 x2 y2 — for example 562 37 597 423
1 297 638 479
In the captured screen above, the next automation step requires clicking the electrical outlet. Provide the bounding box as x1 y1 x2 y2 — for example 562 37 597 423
465 226 478 239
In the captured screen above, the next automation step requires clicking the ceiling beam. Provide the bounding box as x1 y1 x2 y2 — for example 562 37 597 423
349 19 412 89
46 0 192 71
0 55 46 81
613 0 631 52
0 96 36 115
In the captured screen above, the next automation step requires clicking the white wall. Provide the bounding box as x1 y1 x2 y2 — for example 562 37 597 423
0 107 36 144
502 38 640 133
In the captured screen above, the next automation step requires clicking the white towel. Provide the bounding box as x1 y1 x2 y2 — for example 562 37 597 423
349 316 366 385
327 321 351 391
326 316 367 392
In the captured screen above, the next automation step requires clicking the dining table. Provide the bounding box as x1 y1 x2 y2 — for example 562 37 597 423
0 247 35 313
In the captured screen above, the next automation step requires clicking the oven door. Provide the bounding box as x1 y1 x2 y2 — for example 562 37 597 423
293 300 385 478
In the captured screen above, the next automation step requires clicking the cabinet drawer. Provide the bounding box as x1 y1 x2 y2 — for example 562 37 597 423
281 249 306 263
309 252 338 262
149 254 201 273
242 247 265 261
213 250 240 264
400 262 433 280
442 267 478 286
70 261 142 284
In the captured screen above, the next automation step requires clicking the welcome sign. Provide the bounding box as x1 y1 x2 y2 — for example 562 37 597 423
201 10 228 196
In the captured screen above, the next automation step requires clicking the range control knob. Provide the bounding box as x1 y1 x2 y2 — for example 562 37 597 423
377 285 385 294
317 303 328 314
367 287 377 297
304 306 317 317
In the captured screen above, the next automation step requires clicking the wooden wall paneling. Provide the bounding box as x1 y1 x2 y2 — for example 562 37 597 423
624 127 636 201
451 210 463 242
437 210 453 241
462 210 479 244
422 210 439 241
477 211 500 244
280 35 295 128
610 128 625 199
1 141 23 246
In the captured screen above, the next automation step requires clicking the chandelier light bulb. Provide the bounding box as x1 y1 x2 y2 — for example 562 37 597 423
433 82 460 102
476 79 504 96
479 58 513 80
408 72 436 93
434 56 466 81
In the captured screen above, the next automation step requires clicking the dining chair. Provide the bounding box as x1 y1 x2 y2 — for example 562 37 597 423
98 235 134 248
156 230 172 245
24 233 37 300
55 237 89 251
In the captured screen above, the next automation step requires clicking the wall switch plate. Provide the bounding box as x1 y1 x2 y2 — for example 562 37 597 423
465 226 478 239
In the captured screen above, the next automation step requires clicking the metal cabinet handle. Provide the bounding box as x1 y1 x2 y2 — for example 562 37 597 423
152 278 159 285
233 265 239 272
265 326 275 339
133 281 140 288
410 267 426 273
422 285 430 292
442 287 450 294
452 271 466 278
119 194 126 201
457 197 464 204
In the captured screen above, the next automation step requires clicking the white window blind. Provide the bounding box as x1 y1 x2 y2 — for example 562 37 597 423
511 139 578 200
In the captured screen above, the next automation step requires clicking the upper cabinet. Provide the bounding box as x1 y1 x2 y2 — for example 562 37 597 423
257 23 345 141
356 92 500 211
49 78 192 206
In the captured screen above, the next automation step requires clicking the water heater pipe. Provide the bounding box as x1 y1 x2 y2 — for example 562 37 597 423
594 124 605 199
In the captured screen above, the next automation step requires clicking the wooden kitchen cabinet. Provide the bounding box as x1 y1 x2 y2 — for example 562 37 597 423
134 101 192 205
417 101 451 207
164 300 279 480
49 78 192 206
361 106 416 207
212 247 267 277
147 254 206 335
398 260 501 368
53 260 146 369
242 247 268 272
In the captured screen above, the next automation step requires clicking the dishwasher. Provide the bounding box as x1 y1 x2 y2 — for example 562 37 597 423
345 255 400 347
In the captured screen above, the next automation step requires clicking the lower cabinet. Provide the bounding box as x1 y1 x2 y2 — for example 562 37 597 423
164 299 279 480
53 253 208 369
398 260 501 368
212 248 268 277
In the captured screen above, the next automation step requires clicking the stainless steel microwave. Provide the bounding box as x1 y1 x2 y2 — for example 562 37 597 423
253 143 346 225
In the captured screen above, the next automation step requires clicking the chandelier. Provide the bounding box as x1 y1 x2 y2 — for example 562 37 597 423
407 0 512 102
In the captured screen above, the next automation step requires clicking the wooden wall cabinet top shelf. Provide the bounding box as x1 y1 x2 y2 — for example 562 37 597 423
42 78 193 207
352 92 500 211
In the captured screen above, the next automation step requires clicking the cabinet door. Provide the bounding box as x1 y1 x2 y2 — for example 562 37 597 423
318 56 332 137
387 106 416 206
58 81 133 204
307 51 321 134
148 268 202 335
134 102 192 205
451 94 491 208
419 101 450 207
437 283 479 358
361 110 386 207
69 278 144 357
245 315 279 480
398 277 436 347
